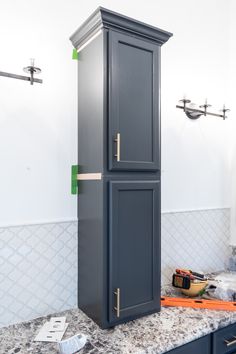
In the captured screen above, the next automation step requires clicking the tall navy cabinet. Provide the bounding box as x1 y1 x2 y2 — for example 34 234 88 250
70 7 172 329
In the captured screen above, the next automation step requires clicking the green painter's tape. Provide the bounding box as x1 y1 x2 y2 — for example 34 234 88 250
72 49 79 60
71 165 78 195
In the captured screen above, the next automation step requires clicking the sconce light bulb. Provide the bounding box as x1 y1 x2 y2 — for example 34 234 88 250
30 58 35 67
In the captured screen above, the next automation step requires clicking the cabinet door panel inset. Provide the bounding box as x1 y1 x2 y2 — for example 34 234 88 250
109 181 160 323
109 31 160 171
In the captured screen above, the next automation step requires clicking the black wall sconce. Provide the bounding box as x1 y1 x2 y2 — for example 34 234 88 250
0 59 42 85
176 98 230 120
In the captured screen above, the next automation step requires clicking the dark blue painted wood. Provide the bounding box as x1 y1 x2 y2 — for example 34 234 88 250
78 179 105 326
77 32 104 174
109 180 160 323
70 7 173 49
165 335 211 354
108 30 160 172
71 7 171 329
213 322 236 354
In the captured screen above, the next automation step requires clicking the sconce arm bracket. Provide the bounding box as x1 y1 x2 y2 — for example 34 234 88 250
176 105 226 120
0 71 42 84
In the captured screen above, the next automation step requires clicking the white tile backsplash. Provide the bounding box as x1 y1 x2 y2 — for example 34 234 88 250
161 208 230 285
0 208 230 327
0 222 78 328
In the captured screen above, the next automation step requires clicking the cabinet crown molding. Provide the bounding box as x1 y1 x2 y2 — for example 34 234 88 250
70 7 173 49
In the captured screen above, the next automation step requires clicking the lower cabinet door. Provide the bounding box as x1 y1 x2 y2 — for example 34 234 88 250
108 180 160 324
165 335 211 354
213 323 236 354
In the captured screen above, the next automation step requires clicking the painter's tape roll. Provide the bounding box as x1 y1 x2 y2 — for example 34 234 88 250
58 334 87 354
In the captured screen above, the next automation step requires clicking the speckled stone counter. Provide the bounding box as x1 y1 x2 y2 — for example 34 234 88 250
1 301 236 354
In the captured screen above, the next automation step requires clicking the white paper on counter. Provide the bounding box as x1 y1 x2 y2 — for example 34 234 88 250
58 333 87 354
34 321 69 342
49 317 66 331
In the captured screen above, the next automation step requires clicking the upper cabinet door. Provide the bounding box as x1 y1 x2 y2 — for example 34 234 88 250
108 30 160 171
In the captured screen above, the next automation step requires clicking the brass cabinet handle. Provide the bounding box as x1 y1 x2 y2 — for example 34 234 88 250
114 133 120 162
224 336 236 347
114 288 120 318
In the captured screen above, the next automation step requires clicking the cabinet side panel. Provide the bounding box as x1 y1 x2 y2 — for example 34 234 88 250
78 180 104 326
77 32 105 326
77 32 104 173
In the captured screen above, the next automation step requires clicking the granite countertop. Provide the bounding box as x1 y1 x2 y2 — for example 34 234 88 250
2 291 236 354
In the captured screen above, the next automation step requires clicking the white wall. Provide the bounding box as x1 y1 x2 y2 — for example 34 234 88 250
161 0 231 212
0 0 233 225
0 1 78 225
229 0 236 244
